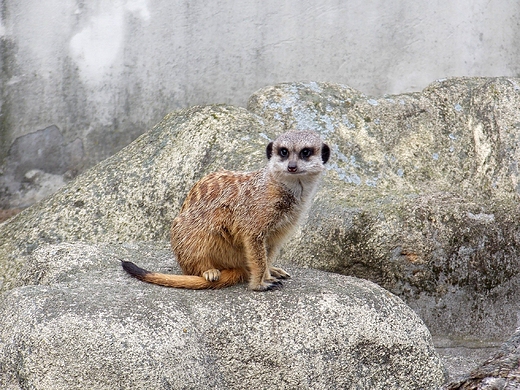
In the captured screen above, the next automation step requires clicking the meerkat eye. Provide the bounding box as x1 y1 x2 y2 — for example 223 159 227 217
279 148 289 158
300 148 313 159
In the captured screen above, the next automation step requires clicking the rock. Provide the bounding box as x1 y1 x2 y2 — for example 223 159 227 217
248 78 520 341
0 105 270 292
0 125 84 208
442 327 520 389
0 208 23 224
0 103 445 387
0 242 445 389
2 78 520 383
10 169 67 207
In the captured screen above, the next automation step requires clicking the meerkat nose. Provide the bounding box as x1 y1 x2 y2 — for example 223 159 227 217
287 163 298 173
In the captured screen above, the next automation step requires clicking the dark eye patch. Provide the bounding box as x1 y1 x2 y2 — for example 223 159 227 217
300 147 314 159
278 147 289 158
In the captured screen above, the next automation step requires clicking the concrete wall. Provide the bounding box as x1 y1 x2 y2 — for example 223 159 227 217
1 0 520 207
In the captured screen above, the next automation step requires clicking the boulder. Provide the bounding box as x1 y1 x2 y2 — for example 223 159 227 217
442 327 520 389
2 78 520 384
0 105 271 292
0 104 444 387
0 242 445 389
248 78 520 340
6 81 519 340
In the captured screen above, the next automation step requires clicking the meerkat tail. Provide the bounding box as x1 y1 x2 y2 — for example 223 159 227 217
121 261 245 289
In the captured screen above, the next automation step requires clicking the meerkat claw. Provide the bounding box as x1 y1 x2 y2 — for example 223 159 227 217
270 266 291 280
251 279 283 292
203 269 221 282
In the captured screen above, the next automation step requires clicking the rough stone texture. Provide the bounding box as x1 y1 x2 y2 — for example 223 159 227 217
0 208 22 223
436 341 504 384
0 242 445 389
248 77 520 341
0 125 84 208
442 327 520 389
0 105 271 292
2 78 520 385
3 1 520 209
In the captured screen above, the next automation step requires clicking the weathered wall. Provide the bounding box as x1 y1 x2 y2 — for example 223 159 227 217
1 0 520 207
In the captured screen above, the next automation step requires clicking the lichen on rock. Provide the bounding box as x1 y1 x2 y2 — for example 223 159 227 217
248 77 520 341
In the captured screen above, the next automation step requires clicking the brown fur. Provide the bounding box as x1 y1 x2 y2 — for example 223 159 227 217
122 130 330 291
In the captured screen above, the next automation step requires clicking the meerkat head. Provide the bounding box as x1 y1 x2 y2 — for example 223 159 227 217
266 131 330 180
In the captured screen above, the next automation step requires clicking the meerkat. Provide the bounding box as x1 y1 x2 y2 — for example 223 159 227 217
122 130 330 291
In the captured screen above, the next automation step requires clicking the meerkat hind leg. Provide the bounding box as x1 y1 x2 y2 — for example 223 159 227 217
203 269 221 282
269 266 291 280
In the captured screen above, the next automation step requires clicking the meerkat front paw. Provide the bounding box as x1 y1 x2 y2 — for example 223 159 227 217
269 266 291 280
203 269 221 282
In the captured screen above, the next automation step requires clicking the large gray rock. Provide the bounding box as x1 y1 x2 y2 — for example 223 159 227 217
0 104 445 387
5 81 519 340
2 78 520 384
248 78 520 340
0 105 271 292
0 242 445 389
442 327 520 389
3 0 517 211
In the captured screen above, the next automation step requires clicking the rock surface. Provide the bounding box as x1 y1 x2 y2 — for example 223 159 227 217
248 77 520 341
442 327 520 389
0 105 271 293
1 77 520 385
0 242 445 389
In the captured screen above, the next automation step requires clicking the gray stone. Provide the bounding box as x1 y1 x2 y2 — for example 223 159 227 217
0 105 270 292
0 102 445 387
248 78 520 341
3 1 519 212
2 78 520 384
0 242 445 389
0 125 84 208
442 327 520 389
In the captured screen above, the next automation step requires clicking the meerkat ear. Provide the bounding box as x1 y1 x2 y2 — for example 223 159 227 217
321 143 330 164
266 142 274 160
